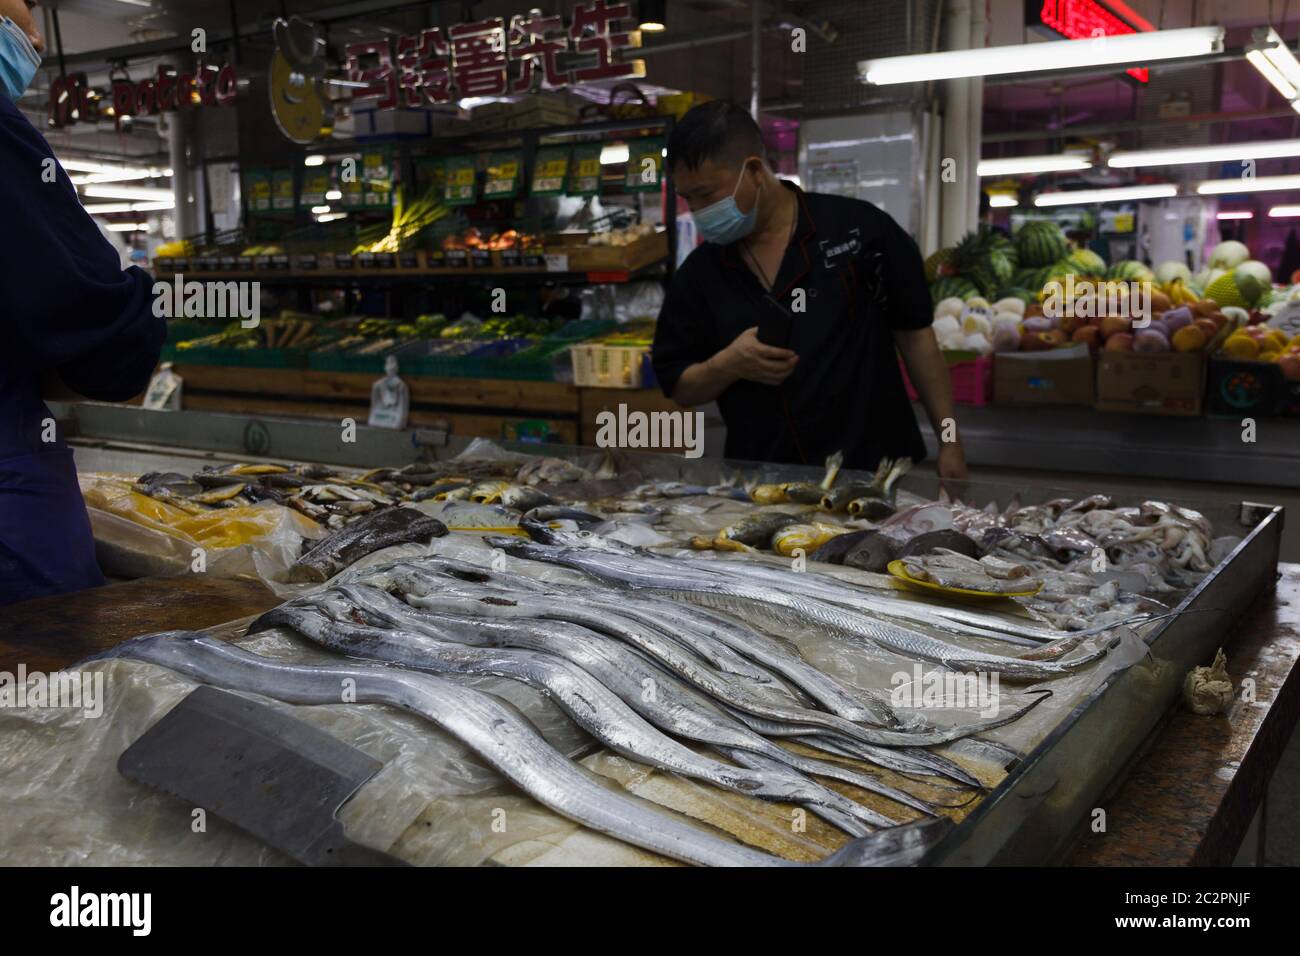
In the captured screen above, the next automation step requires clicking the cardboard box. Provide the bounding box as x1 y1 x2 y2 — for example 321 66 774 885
1095 350 1206 416
993 348 1095 407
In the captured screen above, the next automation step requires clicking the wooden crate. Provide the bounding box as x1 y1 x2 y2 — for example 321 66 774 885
546 230 667 273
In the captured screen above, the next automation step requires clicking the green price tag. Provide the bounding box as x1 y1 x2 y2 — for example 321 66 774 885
568 145 602 197
444 155 478 206
271 168 296 212
244 169 272 213
362 147 393 209
299 169 331 209
483 151 522 199
624 138 665 192
530 148 570 196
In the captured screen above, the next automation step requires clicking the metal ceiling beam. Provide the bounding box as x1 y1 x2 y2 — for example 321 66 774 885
51 0 437 67
982 107 1300 142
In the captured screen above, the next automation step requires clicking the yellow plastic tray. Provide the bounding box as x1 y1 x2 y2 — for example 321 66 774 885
887 560 1043 600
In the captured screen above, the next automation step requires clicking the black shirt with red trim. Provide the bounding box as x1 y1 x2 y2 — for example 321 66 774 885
652 182 932 471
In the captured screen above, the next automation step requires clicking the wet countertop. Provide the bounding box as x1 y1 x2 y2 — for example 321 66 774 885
0 575 279 673
1068 564 1300 866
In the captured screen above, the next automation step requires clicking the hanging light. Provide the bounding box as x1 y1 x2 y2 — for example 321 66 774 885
860 27 1224 85
639 0 667 32
978 155 1091 176
1246 27 1300 104
1034 184 1178 206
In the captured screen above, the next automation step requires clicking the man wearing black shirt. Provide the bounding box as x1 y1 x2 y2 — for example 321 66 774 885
653 101 966 479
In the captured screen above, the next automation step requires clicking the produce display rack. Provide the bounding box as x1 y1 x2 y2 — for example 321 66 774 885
167 365 583 446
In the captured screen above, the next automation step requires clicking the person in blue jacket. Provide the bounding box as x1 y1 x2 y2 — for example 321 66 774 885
1 1 165 605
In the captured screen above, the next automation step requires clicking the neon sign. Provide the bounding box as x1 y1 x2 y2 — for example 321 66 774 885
1035 0 1152 83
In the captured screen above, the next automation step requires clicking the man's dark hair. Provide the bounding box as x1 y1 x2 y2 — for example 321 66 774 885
666 101 766 172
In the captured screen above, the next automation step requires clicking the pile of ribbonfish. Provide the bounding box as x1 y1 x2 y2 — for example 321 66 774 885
99 445 1227 866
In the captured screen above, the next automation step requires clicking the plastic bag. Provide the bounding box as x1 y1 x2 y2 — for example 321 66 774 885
79 473 323 582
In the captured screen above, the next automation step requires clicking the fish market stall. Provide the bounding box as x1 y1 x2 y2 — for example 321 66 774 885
0 405 1285 866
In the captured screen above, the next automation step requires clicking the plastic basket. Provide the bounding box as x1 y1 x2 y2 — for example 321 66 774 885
569 343 649 388
899 354 993 406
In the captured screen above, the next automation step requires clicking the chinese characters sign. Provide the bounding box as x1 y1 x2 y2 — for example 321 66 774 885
344 0 639 108
49 60 238 128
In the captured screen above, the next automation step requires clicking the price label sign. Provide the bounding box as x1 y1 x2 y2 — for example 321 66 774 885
444 156 478 206
271 169 296 211
567 145 602 197
244 169 272 213
530 148 570 196
625 138 665 193
544 253 569 273
483 151 522 199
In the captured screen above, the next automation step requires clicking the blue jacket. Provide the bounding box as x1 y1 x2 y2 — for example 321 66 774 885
0 95 164 606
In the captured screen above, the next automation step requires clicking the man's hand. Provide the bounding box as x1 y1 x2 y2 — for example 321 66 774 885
714 327 798 386
936 440 968 499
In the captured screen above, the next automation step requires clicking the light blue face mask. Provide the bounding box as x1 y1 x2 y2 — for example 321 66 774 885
0 17 41 101
692 164 760 245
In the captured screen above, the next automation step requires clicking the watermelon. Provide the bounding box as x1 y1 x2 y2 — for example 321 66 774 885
930 276 978 304
1014 220 1069 267
924 247 955 282
997 286 1036 304
1067 248 1107 276
1107 260 1154 283
1013 265 1053 291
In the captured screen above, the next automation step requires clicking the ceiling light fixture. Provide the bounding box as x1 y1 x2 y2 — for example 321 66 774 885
1109 137 1300 168
1216 210 1254 220
861 26 1224 85
1034 184 1178 206
83 184 175 202
1197 173 1300 195
1246 27 1300 103
978 155 1091 176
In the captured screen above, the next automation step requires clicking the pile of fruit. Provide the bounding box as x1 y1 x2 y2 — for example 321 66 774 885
925 227 1286 357
440 227 540 251
1216 283 1300 381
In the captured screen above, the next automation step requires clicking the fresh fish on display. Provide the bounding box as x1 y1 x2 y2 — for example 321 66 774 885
288 507 447 583
255 600 899 835
771 523 850 557
820 457 911 513
707 511 805 551
499 485 552 510
468 480 512 504
320 585 966 802
99 631 948 866
492 535 1114 683
517 457 588 486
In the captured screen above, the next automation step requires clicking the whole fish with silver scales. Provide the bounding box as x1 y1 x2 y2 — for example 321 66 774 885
289 581 974 801
95 631 950 866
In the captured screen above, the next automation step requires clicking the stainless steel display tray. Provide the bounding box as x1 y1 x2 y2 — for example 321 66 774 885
58 403 1286 864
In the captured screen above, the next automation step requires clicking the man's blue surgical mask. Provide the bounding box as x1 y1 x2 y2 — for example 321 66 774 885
0 17 41 101
692 165 759 245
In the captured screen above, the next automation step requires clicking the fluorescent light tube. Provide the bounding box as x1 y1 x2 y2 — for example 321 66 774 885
861 26 1224 85
1197 173 1300 195
978 155 1091 176
1270 205 1300 217
599 144 629 165
1109 138 1300 168
989 194 1019 207
1035 184 1178 206
1248 27 1300 102
83 185 175 201
1216 211 1254 220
